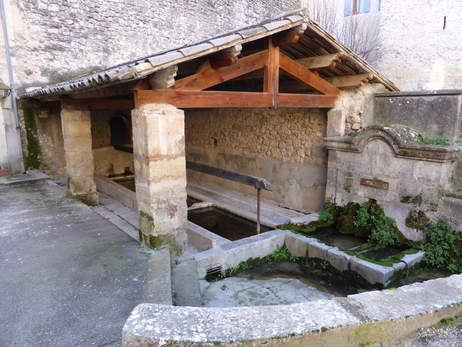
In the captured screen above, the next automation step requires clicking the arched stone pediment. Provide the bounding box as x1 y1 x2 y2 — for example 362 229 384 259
325 125 459 163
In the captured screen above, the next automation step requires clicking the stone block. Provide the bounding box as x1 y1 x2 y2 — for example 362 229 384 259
349 257 395 286
401 251 425 268
327 109 346 137
306 239 335 261
325 247 351 272
284 234 310 258
289 213 319 225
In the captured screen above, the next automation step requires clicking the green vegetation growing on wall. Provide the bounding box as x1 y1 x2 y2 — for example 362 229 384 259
282 200 406 249
21 103 41 169
418 136 450 146
211 247 300 280
417 220 462 273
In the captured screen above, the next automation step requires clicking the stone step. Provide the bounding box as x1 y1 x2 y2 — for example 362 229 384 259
145 249 174 305
172 259 202 307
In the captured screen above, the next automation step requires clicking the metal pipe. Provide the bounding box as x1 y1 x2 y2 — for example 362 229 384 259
0 0 24 171
1 0 20 128
256 188 261 234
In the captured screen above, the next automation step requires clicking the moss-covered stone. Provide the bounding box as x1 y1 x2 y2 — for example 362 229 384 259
405 210 430 229
21 103 41 169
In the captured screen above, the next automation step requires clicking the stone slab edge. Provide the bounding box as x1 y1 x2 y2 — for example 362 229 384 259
122 274 462 347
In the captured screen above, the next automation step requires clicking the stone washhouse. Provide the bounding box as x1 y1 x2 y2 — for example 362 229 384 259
17 11 462 346
20 12 461 258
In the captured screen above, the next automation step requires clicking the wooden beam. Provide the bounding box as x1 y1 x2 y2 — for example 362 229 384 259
278 93 337 108
209 45 242 69
136 90 273 108
263 38 280 108
173 50 268 91
135 89 337 109
279 53 341 95
297 53 346 71
325 73 374 89
61 98 134 110
273 24 308 47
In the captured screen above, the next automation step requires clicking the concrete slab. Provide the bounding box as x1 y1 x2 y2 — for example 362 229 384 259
0 170 48 185
0 180 170 346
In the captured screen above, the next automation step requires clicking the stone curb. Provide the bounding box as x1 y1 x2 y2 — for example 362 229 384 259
122 274 462 346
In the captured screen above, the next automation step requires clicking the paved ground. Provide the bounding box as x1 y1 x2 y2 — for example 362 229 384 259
0 180 169 347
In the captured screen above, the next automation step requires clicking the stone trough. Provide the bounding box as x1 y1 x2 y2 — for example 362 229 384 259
192 228 424 287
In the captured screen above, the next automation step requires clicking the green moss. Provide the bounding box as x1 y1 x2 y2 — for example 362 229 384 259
209 247 300 281
21 103 41 169
418 136 451 146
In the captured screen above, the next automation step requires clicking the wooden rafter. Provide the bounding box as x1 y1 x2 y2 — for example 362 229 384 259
273 24 308 47
209 45 242 69
297 53 346 71
61 98 134 110
173 50 268 91
325 73 373 89
279 53 340 96
134 89 337 109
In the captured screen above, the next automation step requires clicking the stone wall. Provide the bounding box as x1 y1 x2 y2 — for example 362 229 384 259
185 108 328 212
33 107 65 178
373 91 462 142
325 127 459 240
3 0 300 89
376 0 462 91
90 110 134 177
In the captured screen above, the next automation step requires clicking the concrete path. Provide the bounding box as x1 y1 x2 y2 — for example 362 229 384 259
0 180 171 347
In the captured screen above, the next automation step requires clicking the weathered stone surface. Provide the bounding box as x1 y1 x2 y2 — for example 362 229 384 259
60 106 98 205
325 247 351 272
5 0 299 89
350 274 462 321
201 277 333 307
374 92 462 141
400 251 426 268
122 275 462 346
132 103 187 254
194 229 286 279
325 125 459 240
349 257 395 286
377 0 462 90
122 299 360 345
186 107 328 212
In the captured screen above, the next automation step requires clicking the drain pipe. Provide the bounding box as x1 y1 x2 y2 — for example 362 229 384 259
0 0 24 172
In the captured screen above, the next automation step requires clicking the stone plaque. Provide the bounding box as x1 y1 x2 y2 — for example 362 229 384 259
360 178 389 190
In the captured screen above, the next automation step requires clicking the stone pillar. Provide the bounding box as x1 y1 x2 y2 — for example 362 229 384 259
60 104 98 205
132 103 187 255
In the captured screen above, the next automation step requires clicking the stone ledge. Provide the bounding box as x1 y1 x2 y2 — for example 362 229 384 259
122 274 462 346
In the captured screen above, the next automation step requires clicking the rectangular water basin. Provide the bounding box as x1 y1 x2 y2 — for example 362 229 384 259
188 207 271 241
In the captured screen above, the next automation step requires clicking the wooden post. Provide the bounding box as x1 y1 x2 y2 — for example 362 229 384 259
264 37 280 108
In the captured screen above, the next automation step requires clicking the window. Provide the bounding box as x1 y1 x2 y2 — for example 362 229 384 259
344 0 371 16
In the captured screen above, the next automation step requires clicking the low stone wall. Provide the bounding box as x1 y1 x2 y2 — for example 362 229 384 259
122 274 462 346
93 146 134 177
